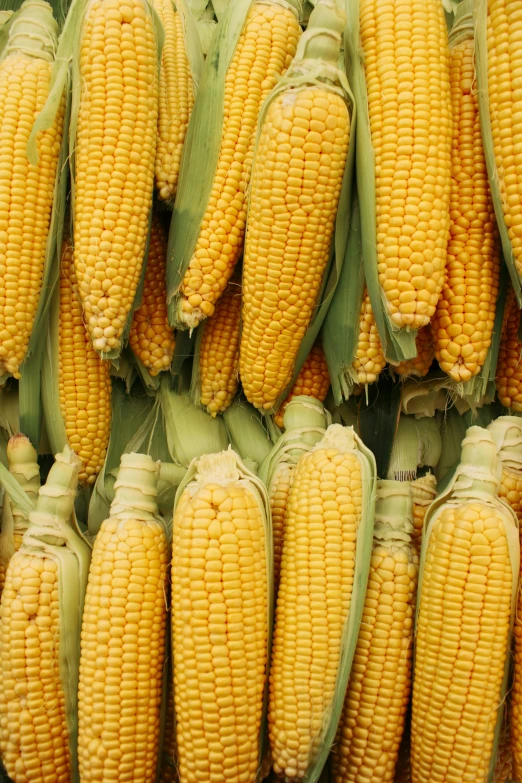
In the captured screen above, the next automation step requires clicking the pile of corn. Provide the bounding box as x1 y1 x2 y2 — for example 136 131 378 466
3 0 522 780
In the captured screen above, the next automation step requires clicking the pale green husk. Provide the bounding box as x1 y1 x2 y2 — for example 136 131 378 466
344 0 416 364
416 426 520 783
223 398 272 474
475 0 522 305
287 424 376 783
173 447 273 780
14 446 91 783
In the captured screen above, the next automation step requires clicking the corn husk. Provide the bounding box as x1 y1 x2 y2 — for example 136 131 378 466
0 446 91 783
269 423 377 783
173 447 273 778
358 374 402 479
475 0 522 306
166 0 302 328
415 427 520 782
223 397 272 474
344 0 418 364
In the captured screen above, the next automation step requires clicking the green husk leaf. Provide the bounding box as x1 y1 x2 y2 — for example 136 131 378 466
159 374 229 465
293 425 376 783
475 0 522 306
322 193 368 404
345 0 417 363
387 416 420 482
400 374 452 419
166 0 266 321
171 328 196 377
187 0 210 20
223 398 272 473
358 374 402 479
195 16 216 53
177 0 204 83
173 448 273 780
0 461 36 519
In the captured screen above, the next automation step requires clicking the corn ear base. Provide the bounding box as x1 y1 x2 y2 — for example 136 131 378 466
344 0 417 363
474 0 522 306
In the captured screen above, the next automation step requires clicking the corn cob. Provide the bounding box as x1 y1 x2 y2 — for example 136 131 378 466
393 327 434 379
171 449 270 783
172 0 301 328
0 446 90 783
0 0 65 378
488 416 522 524
352 290 386 386
74 0 159 357
494 706 513 783
158 665 177 783
59 239 112 484
410 473 437 554
359 0 452 330
154 0 195 202
486 0 522 279
433 11 500 383
260 396 329 592
129 214 175 376
274 341 330 428
197 278 241 416
411 427 519 783
0 435 40 598
268 423 375 780
496 286 522 411
331 481 418 783
78 453 169 782
240 0 350 411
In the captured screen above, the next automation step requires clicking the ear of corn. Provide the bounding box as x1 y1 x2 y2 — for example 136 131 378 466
411 426 519 783
488 416 522 524
77 453 169 782
240 0 353 412
410 473 437 555
0 445 91 783
331 480 418 783
274 340 330 429
393 327 434 379
268 423 376 783
432 5 500 386
475 0 522 304
171 448 272 782
71 0 159 359
191 276 241 416
129 213 176 379
259 396 330 592
42 237 112 486
166 0 302 329
496 285 522 411
0 435 40 597
322 195 385 401
153 0 203 203
0 0 65 381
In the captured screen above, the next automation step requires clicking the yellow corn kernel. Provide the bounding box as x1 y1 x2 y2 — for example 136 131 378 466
360 0 452 330
274 341 330 428
158 670 177 783
59 240 112 485
177 1 301 327
269 440 362 779
172 456 268 783
78 516 168 782
74 0 158 356
198 280 241 416
0 553 70 782
240 86 350 410
410 473 437 554
331 544 418 783
394 326 434 378
487 0 522 277
268 461 295 594
494 708 513 783
353 289 386 385
0 5 64 378
411 501 513 782
154 0 194 202
496 287 522 410
433 37 500 383
129 214 175 376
